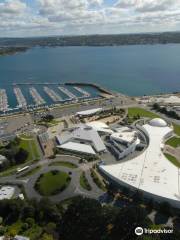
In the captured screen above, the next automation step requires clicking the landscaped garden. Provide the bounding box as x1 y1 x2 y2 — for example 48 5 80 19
35 170 71 196
164 153 180 168
90 168 106 191
166 137 180 148
173 124 180 136
80 172 92 191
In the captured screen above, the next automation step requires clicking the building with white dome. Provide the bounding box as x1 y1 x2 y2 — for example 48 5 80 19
149 118 168 127
99 118 180 208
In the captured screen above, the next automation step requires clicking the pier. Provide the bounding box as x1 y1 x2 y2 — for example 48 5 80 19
29 87 46 106
44 87 62 102
73 86 90 97
58 86 77 99
0 89 9 112
14 87 27 108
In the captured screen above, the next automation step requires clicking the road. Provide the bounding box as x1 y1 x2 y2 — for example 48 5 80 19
0 155 105 202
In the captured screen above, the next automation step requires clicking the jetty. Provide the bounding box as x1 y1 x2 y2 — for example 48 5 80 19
29 87 45 106
0 89 9 112
44 87 62 102
58 86 77 99
73 86 90 97
14 87 27 108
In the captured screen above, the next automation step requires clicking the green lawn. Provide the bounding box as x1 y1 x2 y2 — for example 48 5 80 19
19 138 40 161
35 171 70 196
166 137 180 148
80 172 92 191
173 124 180 136
128 107 159 119
164 153 180 168
49 161 78 169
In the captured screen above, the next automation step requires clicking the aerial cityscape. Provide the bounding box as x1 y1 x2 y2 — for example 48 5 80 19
0 0 180 240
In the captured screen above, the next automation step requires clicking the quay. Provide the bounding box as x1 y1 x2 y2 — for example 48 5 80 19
13 87 27 108
29 87 46 106
0 89 9 112
58 86 77 99
44 87 62 102
73 86 90 97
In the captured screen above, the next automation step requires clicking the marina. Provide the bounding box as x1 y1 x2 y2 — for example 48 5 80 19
0 83 103 115
14 87 27 108
0 89 9 112
29 87 46 106
73 86 90 97
58 86 77 99
44 86 62 102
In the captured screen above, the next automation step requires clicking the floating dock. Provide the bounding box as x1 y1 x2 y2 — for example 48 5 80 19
29 87 46 106
0 89 9 112
58 86 77 99
14 87 27 108
73 86 90 97
44 87 62 102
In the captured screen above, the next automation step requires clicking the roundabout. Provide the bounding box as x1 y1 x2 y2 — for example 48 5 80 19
34 170 71 196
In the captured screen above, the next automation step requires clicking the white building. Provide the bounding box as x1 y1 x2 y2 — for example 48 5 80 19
76 108 102 117
56 124 107 155
99 118 180 207
0 186 15 200
86 121 113 134
58 142 96 155
109 127 140 159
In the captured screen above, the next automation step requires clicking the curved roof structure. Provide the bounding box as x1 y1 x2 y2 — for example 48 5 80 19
100 119 180 205
76 108 102 116
149 118 167 127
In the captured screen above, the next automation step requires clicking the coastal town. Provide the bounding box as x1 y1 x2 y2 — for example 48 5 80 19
0 82 179 239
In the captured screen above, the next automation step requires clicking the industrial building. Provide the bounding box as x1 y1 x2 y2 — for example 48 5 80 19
99 118 180 208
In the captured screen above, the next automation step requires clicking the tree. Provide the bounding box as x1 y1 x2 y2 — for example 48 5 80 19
109 206 148 240
60 197 106 240
15 148 28 164
40 233 54 240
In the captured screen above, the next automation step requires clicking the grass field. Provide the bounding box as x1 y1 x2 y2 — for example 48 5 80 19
164 153 180 168
49 161 78 169
80 172 92 191
19 138 40 161
166 137 180 148
173 124 180 136
128 107 159 119
36 171 70 196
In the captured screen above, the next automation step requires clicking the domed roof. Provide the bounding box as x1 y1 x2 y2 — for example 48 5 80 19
149 118 167 127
